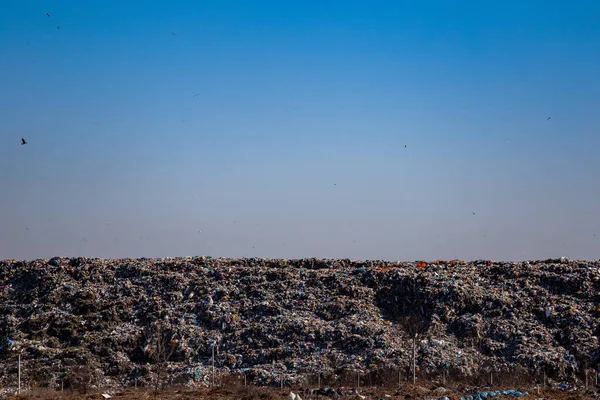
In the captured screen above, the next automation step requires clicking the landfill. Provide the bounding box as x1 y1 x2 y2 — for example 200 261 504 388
0 256 599 390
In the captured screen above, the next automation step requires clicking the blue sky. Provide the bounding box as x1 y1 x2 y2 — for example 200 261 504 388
1 0 599 261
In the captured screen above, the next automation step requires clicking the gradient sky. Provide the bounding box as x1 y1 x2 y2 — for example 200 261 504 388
1 0 599 261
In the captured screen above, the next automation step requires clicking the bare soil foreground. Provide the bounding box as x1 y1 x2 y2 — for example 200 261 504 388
5 384 600 400
1 257 599 398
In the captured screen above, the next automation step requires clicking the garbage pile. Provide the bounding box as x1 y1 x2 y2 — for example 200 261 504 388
0 256 598 389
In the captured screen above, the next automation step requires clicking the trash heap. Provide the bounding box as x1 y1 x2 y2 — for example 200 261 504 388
0 257 598 389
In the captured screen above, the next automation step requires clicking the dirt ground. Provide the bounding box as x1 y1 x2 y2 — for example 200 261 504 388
6 383 600 400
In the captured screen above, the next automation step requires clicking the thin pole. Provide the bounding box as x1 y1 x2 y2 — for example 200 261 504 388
412 337 416 385
244 373 247 386
212 343 215 388
586 369 589 391
18 353 21 395
543 371 546 389
318 373 320 388
357 371 360 390
490 371 493 387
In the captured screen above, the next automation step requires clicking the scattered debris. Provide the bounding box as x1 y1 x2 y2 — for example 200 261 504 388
462 389 527 400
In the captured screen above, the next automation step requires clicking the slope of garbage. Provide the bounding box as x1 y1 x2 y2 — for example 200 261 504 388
0 257 599 390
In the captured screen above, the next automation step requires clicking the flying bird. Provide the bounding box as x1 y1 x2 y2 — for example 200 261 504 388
56 26 60 30
547 117 551 120
172 32 177 36
405 145 407 148
46 12 50 17
21 138 27 145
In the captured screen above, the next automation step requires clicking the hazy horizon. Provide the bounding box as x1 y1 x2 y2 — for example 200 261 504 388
1 1 599 261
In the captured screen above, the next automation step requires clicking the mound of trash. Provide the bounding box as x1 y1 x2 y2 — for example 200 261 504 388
0 256 598 390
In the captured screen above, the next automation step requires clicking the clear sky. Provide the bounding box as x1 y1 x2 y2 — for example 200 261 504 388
1 0 599 261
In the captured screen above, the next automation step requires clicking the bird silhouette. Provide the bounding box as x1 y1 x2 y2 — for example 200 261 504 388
21 138 27 145
547 117 551 120
405 145 407 148
172 32 177 36
56 26 60 30
46 12 50 17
